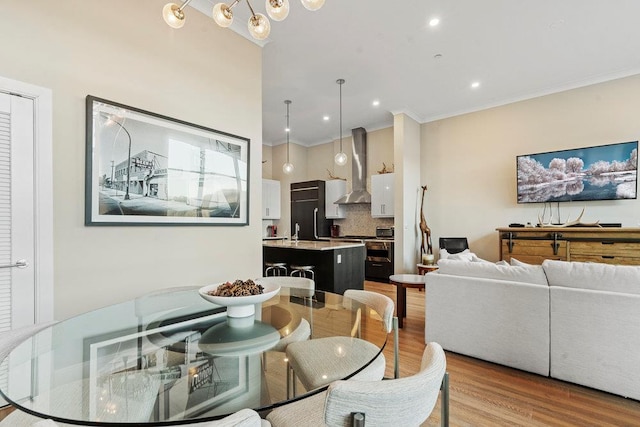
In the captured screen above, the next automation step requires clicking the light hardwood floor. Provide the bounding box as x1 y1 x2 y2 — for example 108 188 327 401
364 280 640 427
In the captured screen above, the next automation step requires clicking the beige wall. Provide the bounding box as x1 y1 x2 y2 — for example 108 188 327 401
422 74 640 261
0 1 263 319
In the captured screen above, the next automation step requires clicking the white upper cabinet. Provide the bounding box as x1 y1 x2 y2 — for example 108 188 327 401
371 173 394 218
325 179 347 219
262 179 281 219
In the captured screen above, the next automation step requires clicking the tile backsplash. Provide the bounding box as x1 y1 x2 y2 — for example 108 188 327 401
333 204 394 236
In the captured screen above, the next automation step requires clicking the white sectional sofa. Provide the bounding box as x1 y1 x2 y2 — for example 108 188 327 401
425 258 640 400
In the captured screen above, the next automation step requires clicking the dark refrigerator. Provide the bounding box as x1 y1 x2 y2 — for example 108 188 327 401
291 180 333 240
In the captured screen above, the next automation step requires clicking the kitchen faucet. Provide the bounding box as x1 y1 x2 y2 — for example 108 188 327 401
293 223 300 242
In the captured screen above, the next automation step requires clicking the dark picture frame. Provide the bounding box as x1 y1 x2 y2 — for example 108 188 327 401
85 96 250 225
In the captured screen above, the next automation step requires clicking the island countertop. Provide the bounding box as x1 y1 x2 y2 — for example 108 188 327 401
262 239 364 251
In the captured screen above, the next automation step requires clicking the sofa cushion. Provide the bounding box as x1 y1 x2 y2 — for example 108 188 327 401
543 260 640 295
437 259 548 285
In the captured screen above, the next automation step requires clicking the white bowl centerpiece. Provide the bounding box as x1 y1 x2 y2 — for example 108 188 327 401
199 279 280 318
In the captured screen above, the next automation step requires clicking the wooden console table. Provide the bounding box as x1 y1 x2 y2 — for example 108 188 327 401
496 227 640 265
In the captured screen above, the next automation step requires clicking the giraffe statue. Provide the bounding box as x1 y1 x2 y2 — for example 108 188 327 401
420 185 433 255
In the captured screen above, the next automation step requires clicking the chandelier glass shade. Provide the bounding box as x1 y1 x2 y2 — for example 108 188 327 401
334 78 347 166
266 0 289 21
163 0 323 41
283 100 294 174
300 0 325 11
248 12 271 40
162 2 189 29
212 2 234 27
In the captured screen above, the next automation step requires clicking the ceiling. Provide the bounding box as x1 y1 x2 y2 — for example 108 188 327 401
190 0 640 147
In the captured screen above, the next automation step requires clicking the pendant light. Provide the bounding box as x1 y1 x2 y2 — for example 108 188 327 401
282 100 294 174
334 79 348 166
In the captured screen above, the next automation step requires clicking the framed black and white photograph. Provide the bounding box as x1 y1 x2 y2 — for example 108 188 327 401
85 95 250 226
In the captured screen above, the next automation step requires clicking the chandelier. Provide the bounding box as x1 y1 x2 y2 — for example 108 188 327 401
162 0 325 40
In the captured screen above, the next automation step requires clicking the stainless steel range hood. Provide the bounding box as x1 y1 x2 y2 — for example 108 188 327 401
335 127 371 204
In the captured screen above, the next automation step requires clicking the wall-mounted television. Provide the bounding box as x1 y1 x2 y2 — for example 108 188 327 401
517 141 638 203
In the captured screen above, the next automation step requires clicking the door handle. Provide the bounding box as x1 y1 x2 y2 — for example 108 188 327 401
0 259 28 269
313 208 318 239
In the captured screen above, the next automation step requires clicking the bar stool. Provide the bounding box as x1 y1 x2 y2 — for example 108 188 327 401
290 264 315 280
265 262 288 276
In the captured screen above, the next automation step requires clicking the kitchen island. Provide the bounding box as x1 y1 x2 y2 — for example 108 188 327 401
263 240 365 294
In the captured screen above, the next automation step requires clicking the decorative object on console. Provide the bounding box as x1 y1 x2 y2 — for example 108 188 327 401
163 0 324 41
282 100 294 174
537 207 600 228
517 140 638 203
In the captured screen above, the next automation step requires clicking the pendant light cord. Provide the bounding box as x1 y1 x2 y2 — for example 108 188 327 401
339 80 343 152
286 101 290 162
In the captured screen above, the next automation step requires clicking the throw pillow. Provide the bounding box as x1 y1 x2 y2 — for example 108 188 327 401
439 248 474 262
510 258 531 267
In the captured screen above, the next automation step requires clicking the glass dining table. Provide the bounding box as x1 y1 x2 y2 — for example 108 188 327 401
0 285 387 425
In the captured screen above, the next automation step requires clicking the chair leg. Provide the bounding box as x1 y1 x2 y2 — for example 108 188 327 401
292 369 298 397
393 316 399 379
441 371 449 427
351 412 366 426
286 361 291 399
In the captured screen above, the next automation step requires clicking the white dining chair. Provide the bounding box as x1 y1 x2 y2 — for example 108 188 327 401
0 408 271 426
284 289 398 396
257 276 315 398
267 342 448 427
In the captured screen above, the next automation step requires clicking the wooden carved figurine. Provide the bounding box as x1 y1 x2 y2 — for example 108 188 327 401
420 185 433 255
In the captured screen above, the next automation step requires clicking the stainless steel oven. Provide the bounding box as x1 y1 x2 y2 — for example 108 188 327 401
365 239 394 282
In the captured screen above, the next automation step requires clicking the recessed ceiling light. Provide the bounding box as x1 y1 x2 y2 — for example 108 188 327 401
471 81 481 89
323 115 330 121
285 127 290 132
429 17 440 27
372 100 380 107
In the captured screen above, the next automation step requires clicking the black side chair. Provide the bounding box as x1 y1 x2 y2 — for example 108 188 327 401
439 237 469 254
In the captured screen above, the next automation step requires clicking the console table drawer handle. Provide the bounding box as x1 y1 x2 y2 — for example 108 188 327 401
601 241 615 245
602 255 615 259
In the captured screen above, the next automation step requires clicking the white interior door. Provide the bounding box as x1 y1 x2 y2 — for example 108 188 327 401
0 92 35 330
0 77 53 408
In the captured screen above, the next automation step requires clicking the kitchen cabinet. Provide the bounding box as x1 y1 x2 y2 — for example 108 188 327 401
263 241 365 294
262 179 281 219
371 173 394 218
325 179 347 219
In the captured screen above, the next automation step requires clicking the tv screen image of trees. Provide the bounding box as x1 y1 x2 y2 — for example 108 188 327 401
517 141 638 203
